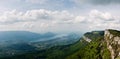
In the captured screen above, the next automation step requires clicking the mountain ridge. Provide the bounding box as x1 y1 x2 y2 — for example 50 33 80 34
0 29 120 59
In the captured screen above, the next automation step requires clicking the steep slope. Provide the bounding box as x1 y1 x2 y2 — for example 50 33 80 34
66 31 107 59
67 29 120 59
105 29 120 59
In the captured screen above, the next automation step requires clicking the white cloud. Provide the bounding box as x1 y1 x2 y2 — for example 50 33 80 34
25 0 48 4
86 9 120 30
0 9 74 24
0 9 119 33
71 0 120 5
89 9 113 21
74 16 86 23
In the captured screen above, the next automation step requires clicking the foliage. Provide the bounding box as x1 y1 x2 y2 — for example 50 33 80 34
108 29 120 36
0 30 113 59
1 39 88 59
66 33 111 59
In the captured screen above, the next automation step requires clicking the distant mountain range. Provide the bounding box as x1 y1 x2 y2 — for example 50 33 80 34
0 31 81 58
0 31 56 44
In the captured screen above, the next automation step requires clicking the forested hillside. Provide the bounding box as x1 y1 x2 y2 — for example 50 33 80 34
1 29 120 59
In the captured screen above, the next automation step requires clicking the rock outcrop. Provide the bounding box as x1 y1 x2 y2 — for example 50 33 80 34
83 36 91 42
104 29 120 59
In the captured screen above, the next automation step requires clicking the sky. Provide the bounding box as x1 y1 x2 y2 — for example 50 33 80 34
0 0 120 33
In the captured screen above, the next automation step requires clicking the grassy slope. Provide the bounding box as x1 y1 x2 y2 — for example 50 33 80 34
66 32 111 59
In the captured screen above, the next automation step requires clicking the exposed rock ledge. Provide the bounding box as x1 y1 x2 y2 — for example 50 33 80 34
83 36 91 42
104 29 120 59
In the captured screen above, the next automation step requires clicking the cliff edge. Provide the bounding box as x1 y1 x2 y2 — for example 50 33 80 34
105 29 120 59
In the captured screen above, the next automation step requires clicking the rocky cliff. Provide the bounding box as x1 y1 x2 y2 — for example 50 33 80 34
1 29 120 59
104 29 120 59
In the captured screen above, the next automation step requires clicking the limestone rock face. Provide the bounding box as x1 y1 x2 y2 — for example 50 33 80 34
104 29 120 59
83 36 91 42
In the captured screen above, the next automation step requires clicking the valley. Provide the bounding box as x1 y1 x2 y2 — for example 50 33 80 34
0 29 120 59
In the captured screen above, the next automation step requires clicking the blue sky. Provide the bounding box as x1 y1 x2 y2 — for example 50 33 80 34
0 0 120 33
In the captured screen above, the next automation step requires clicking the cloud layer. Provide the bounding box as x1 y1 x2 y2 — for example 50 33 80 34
26 0 120 5
0 9 119 33
0 9 74 24
72 0 120 5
